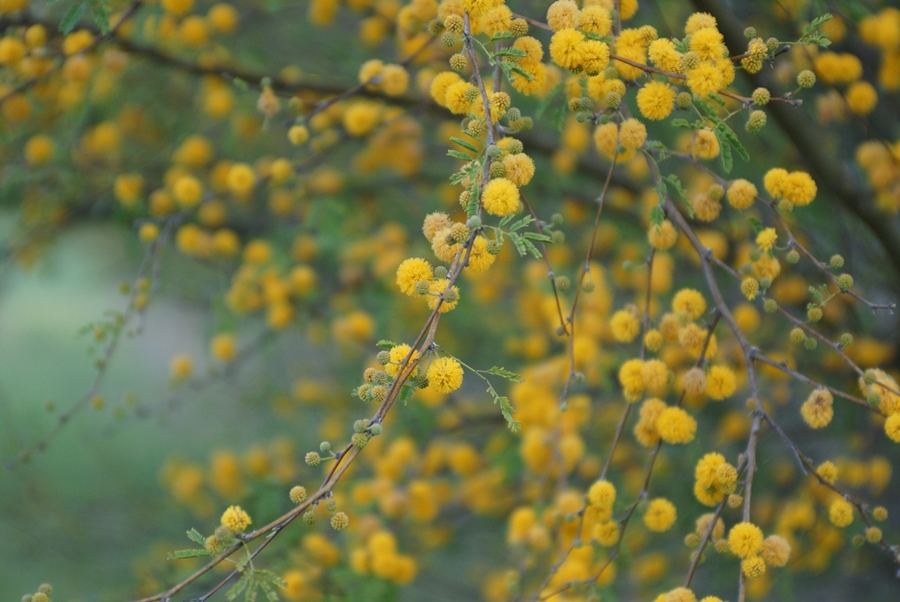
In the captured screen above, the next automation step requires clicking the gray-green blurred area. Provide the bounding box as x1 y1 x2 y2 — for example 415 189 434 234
0 219 311 600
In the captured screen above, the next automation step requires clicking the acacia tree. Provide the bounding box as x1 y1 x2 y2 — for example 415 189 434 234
2 0 900 600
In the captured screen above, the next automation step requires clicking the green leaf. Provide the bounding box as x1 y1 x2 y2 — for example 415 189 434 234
508 215 534 231
86 0 110 33
665 174 694 217
693 97 719 120
708 92 726 107
376 340 397 349
60 2 87 35
535 82 565 118
508 231 527 256
257 570 287 588
167 548 212 559
715 130 733 173
747 217 763 234
809 285 825 303
447 149 473 160
225 572 252 601
522 232 552 242
490 31 514 41
551 101 567 131
450 137 479 153
186 528 206 545
399 383 414 406
522 238 543 259
649 205 664 229
715 123 749 161
483 366 522 381
509 65 534 81
493 47 526 58
669 118 693 129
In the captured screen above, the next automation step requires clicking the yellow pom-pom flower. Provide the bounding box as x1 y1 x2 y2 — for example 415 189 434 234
481 178 520 216
672 288 707 320
829 499 854 527
643 498 677 532
728 522 763 558
656 407 697 444
427 356 464 393
610 309 640 342
801 388 834 429
637 81 676 120
396 258 433 296
221 505 252 532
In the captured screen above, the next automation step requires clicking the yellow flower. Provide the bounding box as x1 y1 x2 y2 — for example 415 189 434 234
726 179 757 209
396 258 434 296
694 452 726 506
801 388 833 428
426 280 460 313
672 288 707 319
756 228 777 251
588 479 616 510
210 333 237 362
829 499 853 527
886 413 900 442
430 72 463 108
546 0 580 31
690 129 720 159
685 12 717 34
706 365 736 400
728 522 763 558
619 358 645 401
637 81 676 120
634 398 667 447
742 556 766 578
385 344 419 378
501 153 535 186
816 460 838 483
221 505 252 532
619 118 647 150
610 309 640 342
427 357 463 393
481 178 520 216
580 6 611 36
549 28 586 71
686 62 724 97
846 81 878 114
761 535 791 567
643 498 677 532
689 27 726 61
648 219 678 250
648 39 683 74
656 407 696 444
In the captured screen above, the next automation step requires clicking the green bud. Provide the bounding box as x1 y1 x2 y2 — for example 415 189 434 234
830 254 844 268
764 299 777 314
786 249 800 264
839 333 853 348
414 280 430 295
744 26 758 39
556 275 571 291
837 273 854 290
804 337 818 350
369 423 383 435
434 265 448 279
319 441 331 453
807 307 823 322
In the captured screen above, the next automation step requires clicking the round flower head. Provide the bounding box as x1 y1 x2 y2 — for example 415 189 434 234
221 505 252 532
481 178 520 216
619 118 647 150
829 499 854 526
423 212 453 242
580 5 612 36
546 0 580 31
672 289 707 319
588 479 616 510
619 358 645 401
742 556 766 578
610 309 640 342
637 81 676 120
686 62 725 97
643 497 677 532
426 280 460 313
728 522 763 558
396 258 433 296
656 407 697 444
706 365 736 400
726 179 757 209
694 452 726 506
549 28 586 71
665 587 696 602
501 153 535 186
801 388 834 429
427 356 464 393
385 344 419 378
761 535 791 566
648 219 678 250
